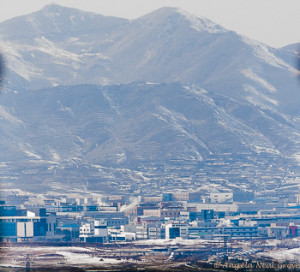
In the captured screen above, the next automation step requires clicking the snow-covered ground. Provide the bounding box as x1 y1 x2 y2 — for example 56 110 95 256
58 250 127 265
134 237 216 246
257 247 300 262
0 246 128 268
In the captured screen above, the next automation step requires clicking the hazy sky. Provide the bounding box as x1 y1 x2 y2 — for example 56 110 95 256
0 0 299 48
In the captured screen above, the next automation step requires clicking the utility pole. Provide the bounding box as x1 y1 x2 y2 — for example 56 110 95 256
26 254 31 272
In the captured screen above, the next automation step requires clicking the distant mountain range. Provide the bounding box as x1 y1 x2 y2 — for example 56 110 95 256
0 4 299 194
1 4 299 114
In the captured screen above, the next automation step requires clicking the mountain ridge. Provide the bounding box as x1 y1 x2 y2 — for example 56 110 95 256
0 5 299 194
1 4 299 115
0 82 299 193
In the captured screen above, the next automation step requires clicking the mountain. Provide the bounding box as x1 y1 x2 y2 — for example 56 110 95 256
0 4 128 89
0 5 299 194
281 43 300 53
1 4 299 115
0 83 299 193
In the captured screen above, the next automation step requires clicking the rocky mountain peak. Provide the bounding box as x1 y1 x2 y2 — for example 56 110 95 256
136 6 225 34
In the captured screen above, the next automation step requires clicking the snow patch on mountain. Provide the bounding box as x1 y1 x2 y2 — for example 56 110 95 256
50 150 61 163
137 49 156 68
184 85 207 94
156 105 210 154
189 145 204 161
25 16 42 33
241 37 291 69
0 106 23 125
177 8 225 33
183 86 278 153
35 36 82 63
70 15 77 25
18 143 42 160
292 153 300 165
204 95 280 154
242 69 277 93
0 40 43 81
146 82 160 85
76 136 86 145
57 100 74 116
216 108 279 154
103 89 120 115
79 51 110 61
244 84 279 107
116 152 127 164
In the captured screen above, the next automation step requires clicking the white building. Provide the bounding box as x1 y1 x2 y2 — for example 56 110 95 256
94 219 108 237
79 223 92 239
79 219 108 242
165 222 188 239
210 192 233 203
109 228 136 241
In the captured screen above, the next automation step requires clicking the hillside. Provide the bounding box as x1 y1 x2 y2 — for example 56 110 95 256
0 4 299 114
0 5 299 194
